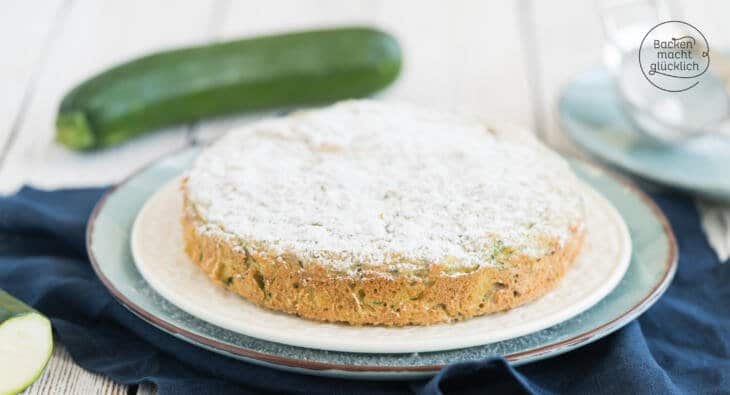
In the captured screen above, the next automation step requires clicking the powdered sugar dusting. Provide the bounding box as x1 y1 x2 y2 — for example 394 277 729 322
185 100 584 273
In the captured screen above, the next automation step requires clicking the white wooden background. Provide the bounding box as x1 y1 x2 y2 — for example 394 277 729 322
1 1 728 393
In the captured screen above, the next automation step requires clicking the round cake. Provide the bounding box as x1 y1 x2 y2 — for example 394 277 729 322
182 100 585 326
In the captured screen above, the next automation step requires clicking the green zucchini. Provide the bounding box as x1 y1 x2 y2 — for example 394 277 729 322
56 27 402 150
0 290 53 395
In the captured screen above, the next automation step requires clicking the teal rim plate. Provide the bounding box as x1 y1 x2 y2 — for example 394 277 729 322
559 68 730 203
87 147 677 380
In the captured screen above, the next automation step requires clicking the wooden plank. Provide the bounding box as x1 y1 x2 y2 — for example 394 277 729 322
697 200 730 263
375 1 533 126
679 0 730 49
0 0 66 160
136 383 157 395
530 0 604 152
218 0 379 40
0 0 217 193
23 343 126 395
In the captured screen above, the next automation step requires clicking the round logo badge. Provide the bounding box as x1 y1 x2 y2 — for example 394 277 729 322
639 21 710 92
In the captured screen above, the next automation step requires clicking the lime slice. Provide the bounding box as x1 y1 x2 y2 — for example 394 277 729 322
0 290 53 395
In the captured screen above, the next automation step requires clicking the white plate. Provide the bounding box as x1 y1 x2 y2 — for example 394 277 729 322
131 178 631 354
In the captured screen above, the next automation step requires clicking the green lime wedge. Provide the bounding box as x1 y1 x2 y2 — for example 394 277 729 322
0 290 53 395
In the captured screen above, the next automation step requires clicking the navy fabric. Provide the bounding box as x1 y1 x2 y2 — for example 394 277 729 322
0 186 727 394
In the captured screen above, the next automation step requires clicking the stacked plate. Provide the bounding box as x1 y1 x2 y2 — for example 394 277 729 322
88 147 676 380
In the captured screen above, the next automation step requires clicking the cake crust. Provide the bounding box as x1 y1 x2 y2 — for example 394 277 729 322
182 186 584 326
180 100 586 326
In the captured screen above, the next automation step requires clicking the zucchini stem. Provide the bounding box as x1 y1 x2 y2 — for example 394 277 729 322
56 111 96 150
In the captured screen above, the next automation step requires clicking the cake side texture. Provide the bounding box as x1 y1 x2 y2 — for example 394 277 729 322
181 100 586 326
182 189 585 326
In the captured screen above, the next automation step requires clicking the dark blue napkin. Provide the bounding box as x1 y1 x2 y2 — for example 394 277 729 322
1 186 728 394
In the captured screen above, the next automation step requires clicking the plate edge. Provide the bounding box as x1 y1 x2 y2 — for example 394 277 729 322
86 148 679 375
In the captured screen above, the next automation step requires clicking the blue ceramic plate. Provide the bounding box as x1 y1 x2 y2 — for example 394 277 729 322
87 147 677 380
559 68 730 203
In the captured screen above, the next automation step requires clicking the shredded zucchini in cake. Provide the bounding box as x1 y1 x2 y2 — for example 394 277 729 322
186 100 584 275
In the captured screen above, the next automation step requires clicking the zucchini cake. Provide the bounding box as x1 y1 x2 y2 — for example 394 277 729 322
182 100 585 326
